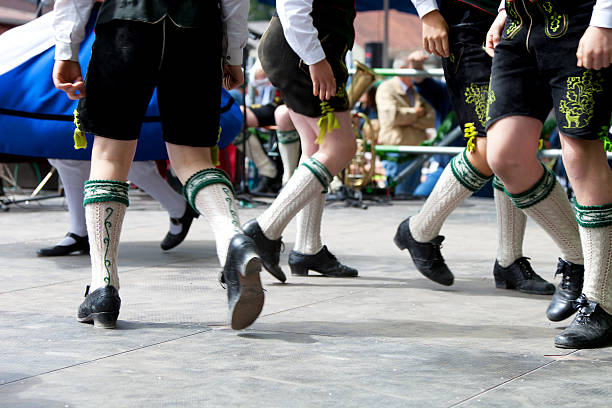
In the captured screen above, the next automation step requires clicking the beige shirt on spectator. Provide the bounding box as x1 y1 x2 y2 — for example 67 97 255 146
376 76 435 147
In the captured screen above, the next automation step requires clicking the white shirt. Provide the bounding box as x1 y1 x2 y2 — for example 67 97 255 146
53 0 249 64
412 0 612 29
276 0 326 66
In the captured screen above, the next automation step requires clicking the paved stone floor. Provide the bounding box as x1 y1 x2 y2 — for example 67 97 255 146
1 191 611 407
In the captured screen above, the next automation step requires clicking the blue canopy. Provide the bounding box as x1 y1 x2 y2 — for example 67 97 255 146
257 0 417 14
0 11 243 161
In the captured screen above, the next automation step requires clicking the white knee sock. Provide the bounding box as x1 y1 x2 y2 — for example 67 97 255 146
294 192 325 255
575 202 612 314
257 157 332 240
493 176 526 267
277 130 301 185
84 180 129 291
184 169 241 266
409 150 491 242
236 134 278 179
49 159 89 239
128 161 186 234
507 166 583 265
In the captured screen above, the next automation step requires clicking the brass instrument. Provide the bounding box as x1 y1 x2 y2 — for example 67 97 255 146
343 61 378 190
348 61 377 109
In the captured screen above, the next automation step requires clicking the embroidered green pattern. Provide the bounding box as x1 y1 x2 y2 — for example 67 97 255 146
103 207 113 285
536 0 568 38
302 157 333 191
450 149 491 192
464 83 490 128
492 175 505 192
83 180 129 207
222 187 241 234
183 168 234 212
277 130 300 144
559 71 604 130
574 200 612 228
599 117 612 152
485 81 496 126
505 1 523 39
506 165 556 209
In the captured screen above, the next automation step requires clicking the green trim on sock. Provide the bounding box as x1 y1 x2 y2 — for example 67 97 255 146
83 180 129 207
449 149 492 192
492 175 505 192
302 157 333 190
277 130 300 144
574 199 612 228
308 157 333 182
505 164 556 209
183 168 234 213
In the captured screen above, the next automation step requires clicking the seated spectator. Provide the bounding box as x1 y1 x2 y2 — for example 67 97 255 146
376 53 435 197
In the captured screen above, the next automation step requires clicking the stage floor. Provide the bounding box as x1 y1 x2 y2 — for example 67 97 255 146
1 192 610 407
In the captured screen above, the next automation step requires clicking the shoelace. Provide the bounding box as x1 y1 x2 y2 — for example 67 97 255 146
429 237 445 262
516 257 536 279
322 246 338 261
554 261 582 290
574 294 593 325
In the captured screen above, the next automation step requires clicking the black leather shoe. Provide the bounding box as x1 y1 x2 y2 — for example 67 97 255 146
221 234 264 330
493 257 555 295
555 295 612 349
77 285 121 329
37 233 89 257
242 219 287 283
547 258 584 321
160 204 199 251
393 217 453 286
289 246 358 277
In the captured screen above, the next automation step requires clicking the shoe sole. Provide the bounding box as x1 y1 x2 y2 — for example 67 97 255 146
77 311 119 329
289 264 358 278
230 256 265 330
554 339 610 349
495 279 555 295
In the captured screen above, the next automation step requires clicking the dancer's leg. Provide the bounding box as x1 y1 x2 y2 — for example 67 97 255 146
37 159 91 256
275 104 300 185
555 135 612 348
168 143 263 330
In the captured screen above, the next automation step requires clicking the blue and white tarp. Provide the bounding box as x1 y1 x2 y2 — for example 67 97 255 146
0 11 243 160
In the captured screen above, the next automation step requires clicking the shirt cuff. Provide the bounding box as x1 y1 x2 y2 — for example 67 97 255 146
590 9 612 29
302 48 326 66
225 48 243 66
416 4 439 19
55 42 80 61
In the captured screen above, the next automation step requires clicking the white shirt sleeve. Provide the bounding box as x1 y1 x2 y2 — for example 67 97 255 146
53 0 95 61
221 0 249 65
277 0 326 66
499 0 506 12
591 0 612 28
410 0 439 19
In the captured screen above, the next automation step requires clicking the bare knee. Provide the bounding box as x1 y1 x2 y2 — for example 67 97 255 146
274 105 294 131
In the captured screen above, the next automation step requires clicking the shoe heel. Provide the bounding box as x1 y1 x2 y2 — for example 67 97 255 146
290 264 309 276
494 276 507 289
92 311 119 329
393 231 406 250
